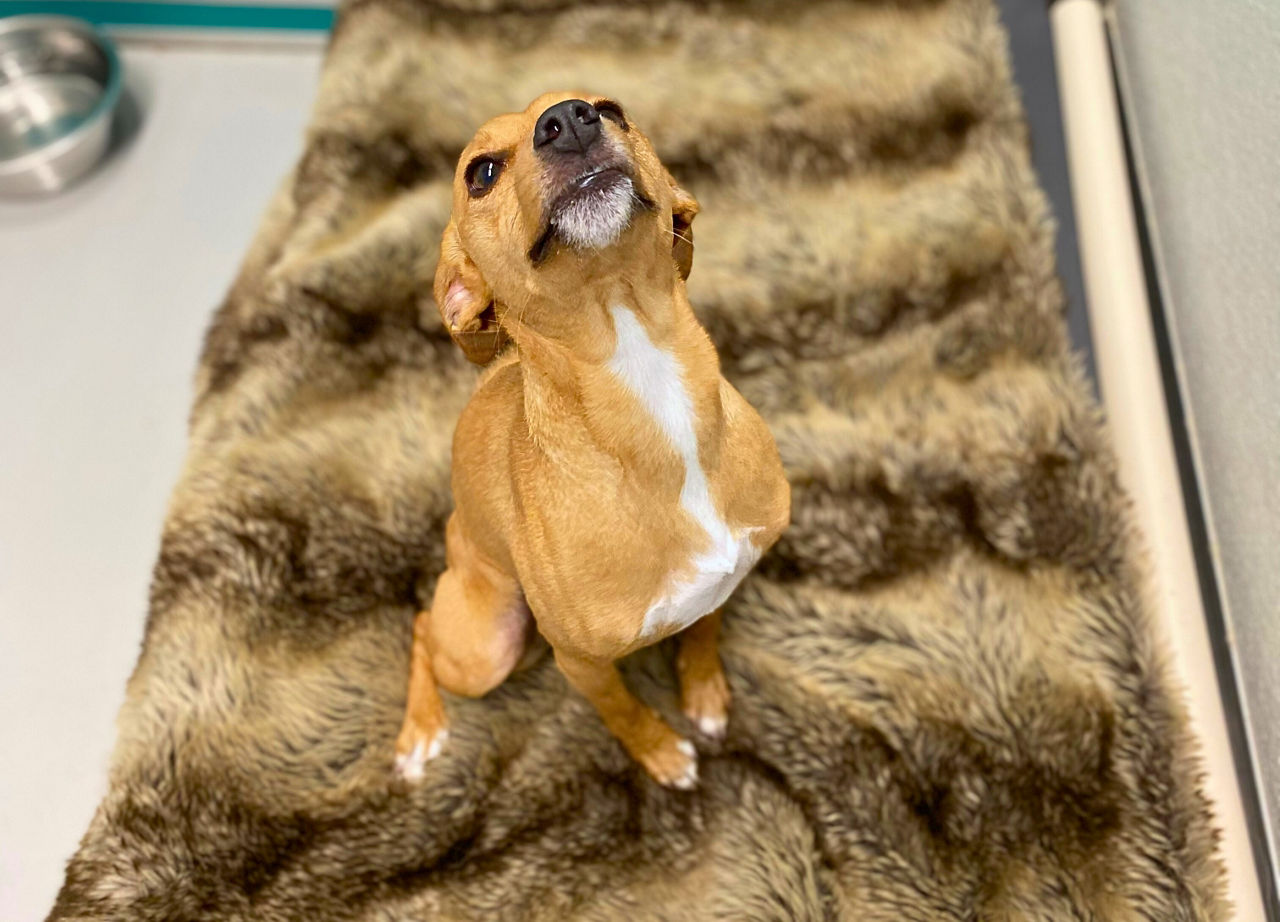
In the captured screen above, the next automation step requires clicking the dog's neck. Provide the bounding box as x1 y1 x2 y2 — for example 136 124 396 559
503 271 723 468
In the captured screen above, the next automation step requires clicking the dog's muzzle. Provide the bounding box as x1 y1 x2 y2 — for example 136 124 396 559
528 100 653 263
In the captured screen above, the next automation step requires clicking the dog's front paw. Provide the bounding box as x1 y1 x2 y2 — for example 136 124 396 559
682 668 730 740
639 736 699 790
394 723 449 783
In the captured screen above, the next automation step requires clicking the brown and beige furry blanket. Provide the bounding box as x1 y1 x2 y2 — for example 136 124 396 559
50 1 1228 918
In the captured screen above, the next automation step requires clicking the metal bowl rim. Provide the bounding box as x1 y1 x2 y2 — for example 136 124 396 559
0 14 123 177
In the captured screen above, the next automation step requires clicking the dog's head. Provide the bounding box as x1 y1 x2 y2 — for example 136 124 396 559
434 91 699 363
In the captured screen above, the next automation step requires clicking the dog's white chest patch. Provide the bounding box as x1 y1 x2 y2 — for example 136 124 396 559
606 307 761 640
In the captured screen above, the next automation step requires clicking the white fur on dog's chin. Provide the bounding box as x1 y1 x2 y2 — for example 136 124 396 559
553 175 636 250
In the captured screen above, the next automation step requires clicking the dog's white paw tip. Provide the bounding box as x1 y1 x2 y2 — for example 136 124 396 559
676 739 696 759
672 754 699 790
394 728 448 783
695 715 727 739
394 743 426 783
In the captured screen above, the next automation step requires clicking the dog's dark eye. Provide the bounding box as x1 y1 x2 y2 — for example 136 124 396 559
466 157 505 196
595 100 628 130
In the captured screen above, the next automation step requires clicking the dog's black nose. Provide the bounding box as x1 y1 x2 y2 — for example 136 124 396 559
534 99 601 156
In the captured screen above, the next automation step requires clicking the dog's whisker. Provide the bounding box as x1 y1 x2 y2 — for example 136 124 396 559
514 300 529 359
496 301 520 338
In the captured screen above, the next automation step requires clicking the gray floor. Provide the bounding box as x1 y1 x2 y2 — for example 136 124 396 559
0 43 321 922
0 11 1096 921
1112 2 1280 906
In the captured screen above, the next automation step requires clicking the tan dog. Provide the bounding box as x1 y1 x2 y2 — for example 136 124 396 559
394 92 790 787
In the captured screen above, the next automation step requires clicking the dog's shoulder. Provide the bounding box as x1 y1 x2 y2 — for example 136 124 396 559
468 352 524 414
475 350 521 388
456 351 525 455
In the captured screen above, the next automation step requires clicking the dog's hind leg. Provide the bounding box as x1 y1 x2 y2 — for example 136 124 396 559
423 564 531 700
394 514 530 782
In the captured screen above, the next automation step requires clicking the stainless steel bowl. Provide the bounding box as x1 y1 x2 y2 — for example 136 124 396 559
0 15 123 195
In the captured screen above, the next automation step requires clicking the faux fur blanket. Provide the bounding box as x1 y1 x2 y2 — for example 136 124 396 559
50 1 1227 919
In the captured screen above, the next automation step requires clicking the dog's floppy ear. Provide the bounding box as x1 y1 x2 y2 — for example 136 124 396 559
668 175 699 281
434 220 507 364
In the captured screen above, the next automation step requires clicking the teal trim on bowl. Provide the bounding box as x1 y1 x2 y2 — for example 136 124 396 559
0 1 334 31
